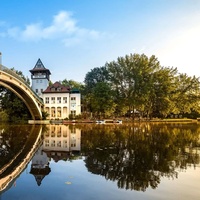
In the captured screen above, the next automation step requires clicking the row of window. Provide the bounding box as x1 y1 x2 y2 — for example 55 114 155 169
50 110 76 117
45 97 76 104
50 87 62 92
36 79 43 83
44 140 76 147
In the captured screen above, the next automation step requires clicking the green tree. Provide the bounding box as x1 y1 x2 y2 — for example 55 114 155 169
90 82 116 118
172 74 200 115
0 88 31 122
83 53 200 119
145 67 178 118
107 54 160 118
10 68 30 85
84 66 109 92
83 66 109 117
61 79 84 91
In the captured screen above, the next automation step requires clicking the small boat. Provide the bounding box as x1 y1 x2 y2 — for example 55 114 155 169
96 120 105 124
96 120 122 124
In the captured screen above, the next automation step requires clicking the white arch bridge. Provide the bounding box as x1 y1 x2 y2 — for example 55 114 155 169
0 64 43 120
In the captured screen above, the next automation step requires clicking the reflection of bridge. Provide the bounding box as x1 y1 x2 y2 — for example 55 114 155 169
0 64 43 120
0 125 43 193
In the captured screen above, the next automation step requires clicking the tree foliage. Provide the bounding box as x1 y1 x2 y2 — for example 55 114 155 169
83 53 200 119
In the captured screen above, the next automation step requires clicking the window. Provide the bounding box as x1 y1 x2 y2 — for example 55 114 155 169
64 140 67 148
71 137 76 147
51 108 55 117
45 140 49 147
36 89 38 93
51 140 55 147
71 127 76 134
71 97 76 101
51 87 55 92
71 103 76 111
57 107 61 117
51 97 55 104
40 80 42 83
41 89 43 93
57 141 61 147
71 143 76 147
45 97 49 104
63 97 67 103
71 110 76 116
57 97 61 104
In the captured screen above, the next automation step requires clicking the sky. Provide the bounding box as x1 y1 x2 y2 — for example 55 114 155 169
1 0 200 83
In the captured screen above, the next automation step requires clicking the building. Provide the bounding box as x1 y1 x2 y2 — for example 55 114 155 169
29 58 51 97
30 59 81 119
29 145 51 186
30 125 81 186
42 81 81 119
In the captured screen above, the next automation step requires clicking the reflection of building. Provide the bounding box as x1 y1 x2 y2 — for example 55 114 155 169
30 59 81 119
43 125 81 162
29 146 51 186
30 125 81 186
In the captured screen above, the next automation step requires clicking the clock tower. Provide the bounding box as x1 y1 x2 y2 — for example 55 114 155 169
30 59 51 97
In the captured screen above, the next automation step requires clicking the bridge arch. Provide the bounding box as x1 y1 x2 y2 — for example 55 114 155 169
0 65 43 120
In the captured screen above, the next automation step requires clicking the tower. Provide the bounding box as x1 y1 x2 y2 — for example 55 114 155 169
30 145 51 186
30 59 51 97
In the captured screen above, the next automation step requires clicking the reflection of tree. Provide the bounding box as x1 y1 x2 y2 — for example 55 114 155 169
81 123 200 191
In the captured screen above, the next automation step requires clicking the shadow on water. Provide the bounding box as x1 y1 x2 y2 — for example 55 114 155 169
1 122 200 194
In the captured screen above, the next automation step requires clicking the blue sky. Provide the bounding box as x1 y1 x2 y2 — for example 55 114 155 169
1 0 200 83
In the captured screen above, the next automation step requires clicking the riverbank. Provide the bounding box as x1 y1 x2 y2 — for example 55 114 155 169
27 118 200 124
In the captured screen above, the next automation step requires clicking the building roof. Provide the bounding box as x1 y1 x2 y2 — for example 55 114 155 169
43 81 71 93
30 166 51 186
29 58 51 75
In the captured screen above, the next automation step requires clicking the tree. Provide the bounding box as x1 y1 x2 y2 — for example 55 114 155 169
10 68 30 85
0 68 32 122
145 67 178 118
90 82 116 118
82 53 200 119
172 74 200 115
84 66 109 92
107 54 161 118
83 66 110 116
0 88 32 122
61 79 84 92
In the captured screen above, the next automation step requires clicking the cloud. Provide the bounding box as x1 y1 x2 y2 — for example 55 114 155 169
5 11 104 46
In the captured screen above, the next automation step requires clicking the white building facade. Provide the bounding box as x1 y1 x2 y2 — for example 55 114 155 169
43 125 81 152
42 82 81 119
30 59 81 119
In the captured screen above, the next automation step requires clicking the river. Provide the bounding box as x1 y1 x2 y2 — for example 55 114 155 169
0 122 200 200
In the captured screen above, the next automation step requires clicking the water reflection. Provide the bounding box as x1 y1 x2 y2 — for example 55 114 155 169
81 123 200 191
0 124 42 193
30 125 81 186
1 123 200 195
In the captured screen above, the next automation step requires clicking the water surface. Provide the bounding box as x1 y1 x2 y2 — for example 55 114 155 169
0 123 200 200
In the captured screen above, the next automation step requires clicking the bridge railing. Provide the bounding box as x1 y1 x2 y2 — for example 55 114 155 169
0 64 44 105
